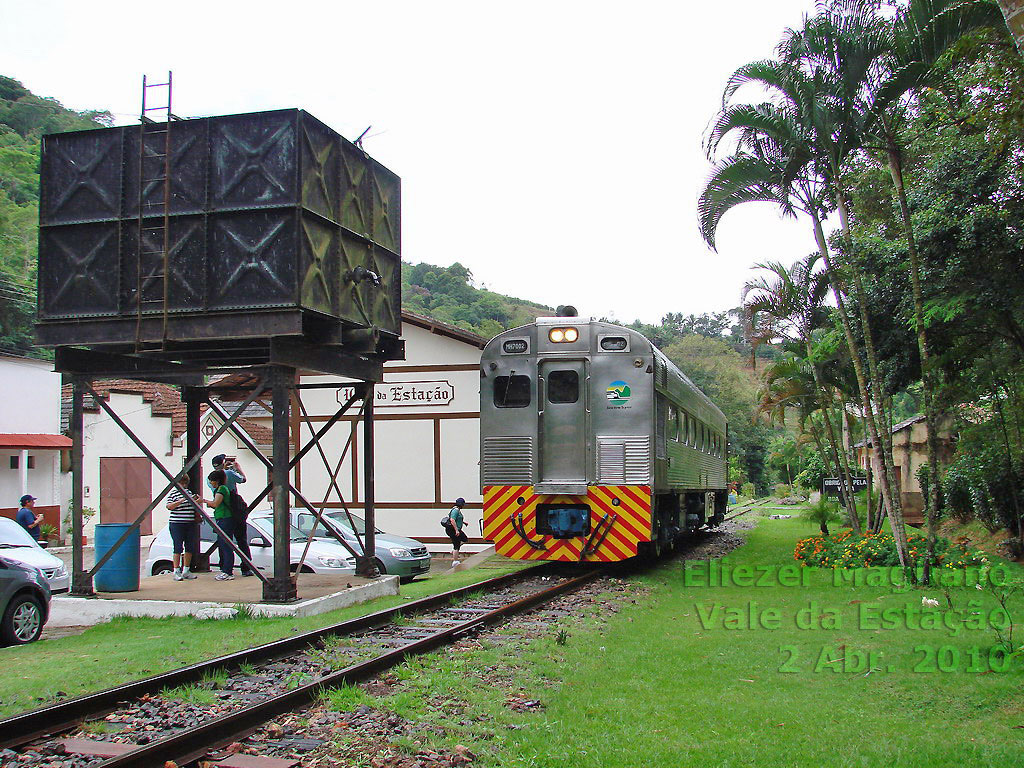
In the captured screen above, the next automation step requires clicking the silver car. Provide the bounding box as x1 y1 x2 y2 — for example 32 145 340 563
145 515 357 576
0 517 69 593
290 509 432 583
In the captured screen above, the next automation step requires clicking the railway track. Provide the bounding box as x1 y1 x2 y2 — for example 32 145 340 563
0 564 602 768
723 497 775 521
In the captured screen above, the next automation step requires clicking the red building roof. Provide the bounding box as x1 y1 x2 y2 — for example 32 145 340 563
0 433 72 449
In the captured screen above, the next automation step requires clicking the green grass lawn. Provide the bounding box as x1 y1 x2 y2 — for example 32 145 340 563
0 561 530 718
332 518 1024 768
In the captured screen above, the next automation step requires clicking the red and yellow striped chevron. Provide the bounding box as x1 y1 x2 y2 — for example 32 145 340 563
481 484 653 562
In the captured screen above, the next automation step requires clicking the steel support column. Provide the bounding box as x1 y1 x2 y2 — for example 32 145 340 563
70 376 92 596
356 385 377 578
182 386 204 565
264 366 297 602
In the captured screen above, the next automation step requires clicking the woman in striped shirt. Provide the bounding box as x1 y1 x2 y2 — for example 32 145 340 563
166 473 200 581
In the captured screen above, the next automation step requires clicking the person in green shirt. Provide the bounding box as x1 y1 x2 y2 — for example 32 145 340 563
446 497 468 566
203 469 236 581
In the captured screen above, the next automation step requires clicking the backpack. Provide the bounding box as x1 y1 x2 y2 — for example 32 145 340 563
230 488 249 519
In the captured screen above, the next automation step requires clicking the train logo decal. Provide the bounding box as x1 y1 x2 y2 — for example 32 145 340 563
606 380 631 406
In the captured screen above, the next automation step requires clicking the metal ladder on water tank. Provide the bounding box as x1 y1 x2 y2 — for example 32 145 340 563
135 71 178 349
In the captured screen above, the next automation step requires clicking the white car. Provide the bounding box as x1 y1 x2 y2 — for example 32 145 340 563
144 512 357 576
0 517 69 594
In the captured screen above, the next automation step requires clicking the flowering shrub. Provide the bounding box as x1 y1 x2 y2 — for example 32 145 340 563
794 530 986 569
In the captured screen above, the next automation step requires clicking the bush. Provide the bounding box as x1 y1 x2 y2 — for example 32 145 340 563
799 497 839 534
741 482 756 499
794 530 986 569
774 483 792 497
942 422 1024 534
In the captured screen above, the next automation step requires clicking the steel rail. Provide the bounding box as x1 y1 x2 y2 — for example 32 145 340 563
95 569 603 768
0 563 554 750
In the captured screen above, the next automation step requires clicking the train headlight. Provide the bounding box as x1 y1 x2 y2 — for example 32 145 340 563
548 327 578 343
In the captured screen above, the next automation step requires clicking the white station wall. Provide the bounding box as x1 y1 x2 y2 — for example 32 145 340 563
287 322 485 549
0 356 64 511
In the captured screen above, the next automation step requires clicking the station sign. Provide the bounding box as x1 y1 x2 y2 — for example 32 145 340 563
821 476 868 496
337 380 455 408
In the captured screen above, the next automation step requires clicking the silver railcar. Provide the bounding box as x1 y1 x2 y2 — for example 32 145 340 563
480 312 728 562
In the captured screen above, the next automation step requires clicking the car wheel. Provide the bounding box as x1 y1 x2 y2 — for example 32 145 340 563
152 562 173 576
1 593 45 645
374 559 387 576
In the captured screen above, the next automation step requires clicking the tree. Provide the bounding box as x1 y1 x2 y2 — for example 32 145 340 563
744 255 862 531
700 51 897 548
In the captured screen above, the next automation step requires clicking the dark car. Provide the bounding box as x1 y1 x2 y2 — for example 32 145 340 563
0 555 51 646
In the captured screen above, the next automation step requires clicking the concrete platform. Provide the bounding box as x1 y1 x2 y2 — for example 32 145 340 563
49 572 399 626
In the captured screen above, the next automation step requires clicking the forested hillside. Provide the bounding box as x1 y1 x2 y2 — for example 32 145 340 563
401 261 552 340
0 76 111 356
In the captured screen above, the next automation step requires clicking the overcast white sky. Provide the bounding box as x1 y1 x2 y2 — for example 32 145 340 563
1 0 822 324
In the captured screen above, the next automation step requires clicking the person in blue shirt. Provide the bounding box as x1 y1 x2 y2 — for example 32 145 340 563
16 495 43 541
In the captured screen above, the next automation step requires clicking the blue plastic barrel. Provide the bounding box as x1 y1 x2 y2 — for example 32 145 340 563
93 523 140 592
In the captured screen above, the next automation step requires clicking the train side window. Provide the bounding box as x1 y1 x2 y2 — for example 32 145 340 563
494 375 531 408
547 370 579 404
687 414 695 447
668 405 679 441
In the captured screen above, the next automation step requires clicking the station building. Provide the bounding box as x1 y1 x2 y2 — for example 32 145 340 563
0 352 68 534
853 413 956 526
58 311 488 551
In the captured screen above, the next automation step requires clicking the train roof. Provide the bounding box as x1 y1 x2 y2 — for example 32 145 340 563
484 317 727 428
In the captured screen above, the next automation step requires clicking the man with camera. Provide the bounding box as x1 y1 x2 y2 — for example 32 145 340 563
211 454 253 577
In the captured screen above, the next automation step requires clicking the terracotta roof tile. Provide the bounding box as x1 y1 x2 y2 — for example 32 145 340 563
61 379 188 438
60 380 274 447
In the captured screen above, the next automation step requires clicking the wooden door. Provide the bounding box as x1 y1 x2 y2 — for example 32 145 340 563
99 457 153 534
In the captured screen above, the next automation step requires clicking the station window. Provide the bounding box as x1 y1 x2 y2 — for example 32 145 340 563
494 375 531 408
547 370 579 404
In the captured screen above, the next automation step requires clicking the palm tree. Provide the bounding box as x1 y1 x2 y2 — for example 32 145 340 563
700 54 904 559
743 256 862 531
787 0 1003 581
705 0 1002 570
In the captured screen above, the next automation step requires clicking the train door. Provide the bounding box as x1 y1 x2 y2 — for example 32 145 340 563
538 360 587 484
